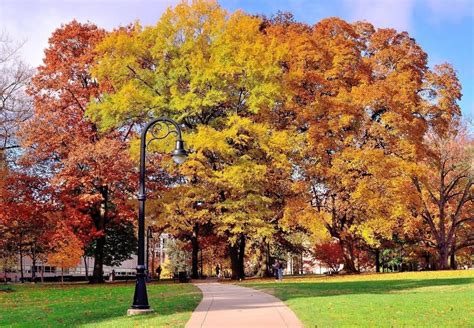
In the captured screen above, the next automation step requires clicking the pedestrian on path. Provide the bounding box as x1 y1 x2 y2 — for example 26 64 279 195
215 264 221 278
109 269 115 282
278 260 284 281
156 265 162 281
272 260 280 281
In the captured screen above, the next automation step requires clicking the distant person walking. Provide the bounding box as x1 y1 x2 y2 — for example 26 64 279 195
109 269 115 282
278 260 284 281
273 260 280 281
216 264 221 278
156 265 162 281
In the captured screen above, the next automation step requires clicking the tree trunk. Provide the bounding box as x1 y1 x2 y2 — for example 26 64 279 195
3 256 7 285
229 234 246 280
229 244 239 280
191 224 199 279
340 239 358 273
450 246 457 270
238 234 245 279
423 252 431 270
300 252 304 275
83 256 89 279
61 268 64 284
255 250 267 277
31 245 37 283
255 241 272 277
19 246 24 282
91 186 108 284
91 234 105 283
200 248 204 278
437 243 449 270
375 249 380 273
266 242 271 276
450 235 457 270
450 251 456 270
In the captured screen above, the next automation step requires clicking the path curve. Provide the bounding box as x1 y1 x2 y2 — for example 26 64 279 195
185 282 303 328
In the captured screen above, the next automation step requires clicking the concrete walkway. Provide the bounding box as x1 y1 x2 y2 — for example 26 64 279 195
185 283 304 328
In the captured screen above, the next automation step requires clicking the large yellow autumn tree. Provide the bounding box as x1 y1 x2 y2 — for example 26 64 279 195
87 0 296 279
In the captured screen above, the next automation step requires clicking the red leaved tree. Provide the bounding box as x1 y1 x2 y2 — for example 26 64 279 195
0 167 55 282
20 21 136 283
313 242 344 273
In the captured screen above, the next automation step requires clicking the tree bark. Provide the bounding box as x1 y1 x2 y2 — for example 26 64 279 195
438 242 449 270
3 256 6 285
19 245 24 282
91 232 105 283
83 256 89 279
340 239 358 273
256 241 271 277
31 244 37 283
450 239 457 270
229 234 246 280
450 250 456 270
238 234 245 279
375 249 380 273
90 186 108 284
300 252 304 275
229 244 239 280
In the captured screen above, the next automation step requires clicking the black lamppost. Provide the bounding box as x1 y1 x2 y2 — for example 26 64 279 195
146 226 152 281
128 117 187 315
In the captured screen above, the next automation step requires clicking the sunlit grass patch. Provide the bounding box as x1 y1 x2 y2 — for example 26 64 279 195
243 270 474 327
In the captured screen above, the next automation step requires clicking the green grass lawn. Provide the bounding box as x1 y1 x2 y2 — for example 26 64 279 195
1 271 473 327
0 281 201 327
243 270 474 328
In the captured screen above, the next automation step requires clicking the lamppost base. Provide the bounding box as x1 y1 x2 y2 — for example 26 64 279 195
127 308 155 316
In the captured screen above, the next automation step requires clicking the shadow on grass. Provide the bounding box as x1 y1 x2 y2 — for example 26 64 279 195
246 277 474 301
0 281 202 328
0 285 14 293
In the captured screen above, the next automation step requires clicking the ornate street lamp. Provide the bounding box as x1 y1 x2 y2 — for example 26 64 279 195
128 117 187 315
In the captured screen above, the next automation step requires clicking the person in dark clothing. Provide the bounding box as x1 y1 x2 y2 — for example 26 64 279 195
156 265 162 281
215 264 221 278
272 260 280 281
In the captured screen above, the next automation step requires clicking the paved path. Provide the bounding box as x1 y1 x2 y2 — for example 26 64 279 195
185 283 304 328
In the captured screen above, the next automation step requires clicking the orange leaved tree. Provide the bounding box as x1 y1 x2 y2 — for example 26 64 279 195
265 15 462 272
48 232 83 283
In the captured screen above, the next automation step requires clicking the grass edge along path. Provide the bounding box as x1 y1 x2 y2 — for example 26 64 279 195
242 270 474 328
0 281 202 328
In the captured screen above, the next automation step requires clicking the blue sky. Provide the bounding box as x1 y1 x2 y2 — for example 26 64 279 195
1 0 472 118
